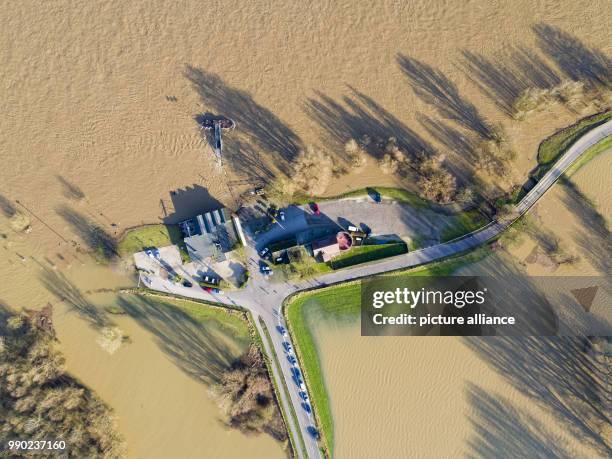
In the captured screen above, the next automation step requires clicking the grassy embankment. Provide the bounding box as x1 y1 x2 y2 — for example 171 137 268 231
328 242 407 270
117 224 190 262
284 249 490 456
562 134 612 178
132 290 251 344
530 110 612 182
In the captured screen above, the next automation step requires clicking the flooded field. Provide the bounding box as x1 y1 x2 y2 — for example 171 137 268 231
1 0 609 456
315 328 607 458
53 290 285 459
303 153 611 457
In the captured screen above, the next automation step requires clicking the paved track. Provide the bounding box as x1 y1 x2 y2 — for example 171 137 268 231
143 119 611 458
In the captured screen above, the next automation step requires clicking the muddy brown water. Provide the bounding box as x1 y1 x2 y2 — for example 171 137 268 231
310 155 610 457
1 1 610 457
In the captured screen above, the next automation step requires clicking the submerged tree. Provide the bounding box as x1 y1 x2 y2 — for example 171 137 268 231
214 345 287 442
0 311 124 458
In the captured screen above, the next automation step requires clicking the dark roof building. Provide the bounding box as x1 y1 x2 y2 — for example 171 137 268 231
179 208 239 263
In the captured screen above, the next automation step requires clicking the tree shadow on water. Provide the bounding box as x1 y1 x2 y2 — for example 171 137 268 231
184 66 302 178
304 86 434 160
56 205 117 261
55 175 86 201
0 194 17 218
117 295 237 385
39 267 111 329
560 179 611 277
460 47 561 116
397 55 493 140
466 384 580 459
534 23 611 87
464 336 611 456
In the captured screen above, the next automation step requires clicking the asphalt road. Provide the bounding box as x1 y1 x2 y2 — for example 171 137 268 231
142 119 611 459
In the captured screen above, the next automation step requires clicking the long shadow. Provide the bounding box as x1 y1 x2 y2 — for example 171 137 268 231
417 113 484 187
55 175 86 201
162 184 225 224
0 194 17 218
117 295 238 385
560 180 611 276
39 267 110 329
397 55 493 139
461 47 561 116
304 87 433 162
184 66 302 178
467 384 579 458
464 336 611 456
56 205 117 260
534 23 611 87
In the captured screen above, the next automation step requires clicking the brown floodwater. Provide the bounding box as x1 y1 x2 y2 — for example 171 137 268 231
53 292 285 459
310 154 610 457
1 1 609 457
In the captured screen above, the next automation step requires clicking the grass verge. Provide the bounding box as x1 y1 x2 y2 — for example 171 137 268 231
128 290 251 344
328 242 408 270
537 110 612 164
292 186 431 208
440 208 490 242
562 135 612 177
117 223 190 263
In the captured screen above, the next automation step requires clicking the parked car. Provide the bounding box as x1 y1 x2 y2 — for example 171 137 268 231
144 248 160 259
276 325 288 337
259 247 270 258
302 402 312 414
299 391 309 401
182 280 193 288
203 275 220 285
282 341 293 353
310 202 320 215
279 210 285 221
306 426 320 440
204 286 222 294
291 367 301 380
246 187 265 196
287 355 297 365
298 380 305 391
260 263 273 275
347 225 358 232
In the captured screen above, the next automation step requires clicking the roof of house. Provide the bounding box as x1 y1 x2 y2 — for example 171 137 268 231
180 207 237 263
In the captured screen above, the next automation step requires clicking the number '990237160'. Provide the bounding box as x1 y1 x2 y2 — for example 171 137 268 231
6 440 67 451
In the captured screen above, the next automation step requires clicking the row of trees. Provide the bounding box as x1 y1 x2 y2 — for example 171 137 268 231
270 127 519 206
513 80 611 120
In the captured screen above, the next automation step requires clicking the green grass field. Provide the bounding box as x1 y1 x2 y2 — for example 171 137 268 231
137 293 252 344
117 224 190 262
440 208 490 242
293 186 430 209
328 242 408 270
537 111 611 164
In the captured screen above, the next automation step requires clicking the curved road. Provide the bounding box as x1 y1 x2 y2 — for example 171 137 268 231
143 119 611 458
